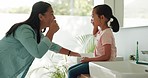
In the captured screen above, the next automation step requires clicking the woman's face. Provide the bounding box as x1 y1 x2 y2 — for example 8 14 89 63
40 7 55 29
91 9 101 27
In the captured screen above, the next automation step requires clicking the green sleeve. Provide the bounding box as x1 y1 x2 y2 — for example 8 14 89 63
15 25 61 58
41 35 62 53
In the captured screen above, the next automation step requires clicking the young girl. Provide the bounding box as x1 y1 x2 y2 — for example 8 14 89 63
68 4 119 78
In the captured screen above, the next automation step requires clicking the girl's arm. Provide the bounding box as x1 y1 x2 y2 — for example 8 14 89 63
93 27 98 36
81 44 111 63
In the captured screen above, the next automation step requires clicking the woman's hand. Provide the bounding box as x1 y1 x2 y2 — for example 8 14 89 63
69 51 81 57
46 20 59 41
49 20 59 34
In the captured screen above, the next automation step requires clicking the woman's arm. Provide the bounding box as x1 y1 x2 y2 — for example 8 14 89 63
43 20 81 57
59 48 81 57
15 25 53 58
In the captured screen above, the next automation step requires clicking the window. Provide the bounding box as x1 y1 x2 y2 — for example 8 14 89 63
0 0 93 49
94 0 148 28
124 0 148 27
50 0 93 16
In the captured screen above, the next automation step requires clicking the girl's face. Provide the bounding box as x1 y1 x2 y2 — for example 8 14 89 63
91 9 101 27
39 7 55 29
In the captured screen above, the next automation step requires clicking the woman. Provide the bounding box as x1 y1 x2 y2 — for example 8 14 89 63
68 4 119 78
0 1 80 78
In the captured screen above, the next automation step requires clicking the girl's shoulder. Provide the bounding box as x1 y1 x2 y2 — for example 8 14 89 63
103 28 112 34
101 28 113 37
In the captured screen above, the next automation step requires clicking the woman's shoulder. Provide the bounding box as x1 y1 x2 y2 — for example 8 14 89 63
18 24 32 29
15 24 35 35
16 24 34 32
14 24 36 39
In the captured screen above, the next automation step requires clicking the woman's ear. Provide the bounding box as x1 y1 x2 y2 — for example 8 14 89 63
38 14 43 21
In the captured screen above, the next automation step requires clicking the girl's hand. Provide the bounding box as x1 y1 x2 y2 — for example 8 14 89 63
80 57 90 63
91 18 95 27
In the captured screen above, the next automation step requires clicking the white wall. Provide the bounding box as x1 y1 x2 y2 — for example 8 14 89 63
114 26 148 61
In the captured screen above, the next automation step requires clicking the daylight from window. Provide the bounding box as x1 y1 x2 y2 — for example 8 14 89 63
124 0 148 27
0 0 93 48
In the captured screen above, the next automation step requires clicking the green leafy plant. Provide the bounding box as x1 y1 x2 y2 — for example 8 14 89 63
49 65 67 78
28 53 68 78
76 34 95 53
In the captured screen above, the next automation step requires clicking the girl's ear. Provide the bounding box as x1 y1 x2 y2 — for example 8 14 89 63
100 15 104 19
38 14 43 21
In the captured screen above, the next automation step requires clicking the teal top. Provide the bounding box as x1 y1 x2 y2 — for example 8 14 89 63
0 24 62 78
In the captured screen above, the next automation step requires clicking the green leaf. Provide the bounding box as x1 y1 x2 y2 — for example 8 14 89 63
76 34 95 53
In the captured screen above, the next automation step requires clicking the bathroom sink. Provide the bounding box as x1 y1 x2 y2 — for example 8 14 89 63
89 61 148 78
